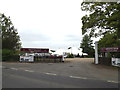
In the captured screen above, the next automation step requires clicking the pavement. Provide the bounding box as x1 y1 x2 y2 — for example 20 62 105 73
1 58 119 88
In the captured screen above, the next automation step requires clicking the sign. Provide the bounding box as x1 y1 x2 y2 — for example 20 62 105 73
112 58 120 67
20 56 34 62
100 47 120 52
20 48 49 53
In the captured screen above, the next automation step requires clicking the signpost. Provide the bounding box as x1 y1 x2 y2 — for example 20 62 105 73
95 42 98 64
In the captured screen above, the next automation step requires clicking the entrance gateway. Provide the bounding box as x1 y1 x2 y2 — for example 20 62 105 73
95 42 120 67
100 47 120 67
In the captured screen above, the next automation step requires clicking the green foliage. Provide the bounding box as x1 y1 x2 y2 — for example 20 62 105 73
67 53 74 58
98 32 120 49
81 2 120 39
98 32 120 58
2 49 13 61
80 34 94 57
81 2 120 58
0 13 21 51
0 13 21 61
2 49 20 61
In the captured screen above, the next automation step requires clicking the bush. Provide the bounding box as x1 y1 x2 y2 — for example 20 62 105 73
2 49 13 61
2 49 19 61
67 54 74 58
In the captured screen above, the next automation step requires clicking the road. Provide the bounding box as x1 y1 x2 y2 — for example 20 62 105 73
2 58 119 88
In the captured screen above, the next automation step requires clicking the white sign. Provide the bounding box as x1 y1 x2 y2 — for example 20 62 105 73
20 56 34 62
112 58 120 67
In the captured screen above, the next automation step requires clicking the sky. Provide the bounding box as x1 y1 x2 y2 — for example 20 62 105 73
0 0 90 50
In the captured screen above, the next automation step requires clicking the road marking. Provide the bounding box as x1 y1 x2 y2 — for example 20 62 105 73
45 73 57 76
107 80 118 83
11 68 18 70
70 76 87 79
24 70 34 72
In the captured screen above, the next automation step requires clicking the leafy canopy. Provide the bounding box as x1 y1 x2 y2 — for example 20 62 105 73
81 2 120 38
98 32 120 49
0 13 21 51
80 34 94 57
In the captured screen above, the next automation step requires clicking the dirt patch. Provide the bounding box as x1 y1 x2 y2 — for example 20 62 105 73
65 58 94 62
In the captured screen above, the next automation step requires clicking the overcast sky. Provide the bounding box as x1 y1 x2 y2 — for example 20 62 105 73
0 0 88 50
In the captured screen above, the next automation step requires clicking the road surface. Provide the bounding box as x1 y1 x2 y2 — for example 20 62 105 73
2 58 118 88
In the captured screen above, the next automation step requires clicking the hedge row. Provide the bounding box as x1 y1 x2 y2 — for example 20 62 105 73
2 49 19 61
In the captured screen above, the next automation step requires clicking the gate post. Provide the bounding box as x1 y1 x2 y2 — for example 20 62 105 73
95 41 98 64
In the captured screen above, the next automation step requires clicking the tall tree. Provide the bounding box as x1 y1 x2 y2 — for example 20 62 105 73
98 32 120 57
0 13 21 51
98 32 120 49
80 34 94 57
81 2 120 39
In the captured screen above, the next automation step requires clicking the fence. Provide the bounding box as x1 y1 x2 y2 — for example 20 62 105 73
33 56 63 63
2 55 19 62
98 57 111 65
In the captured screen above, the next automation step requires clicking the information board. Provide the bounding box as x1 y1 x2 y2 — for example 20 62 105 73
20 48 49 53
101 47 120 52
20 56 34 62
112 58 120 67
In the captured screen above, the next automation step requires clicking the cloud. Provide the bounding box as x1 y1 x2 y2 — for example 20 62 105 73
0 0 86 50
19 31 51 42
64 34 82 42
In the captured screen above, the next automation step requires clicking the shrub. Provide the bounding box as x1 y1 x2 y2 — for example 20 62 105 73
67 54 74 58
2 49 19 61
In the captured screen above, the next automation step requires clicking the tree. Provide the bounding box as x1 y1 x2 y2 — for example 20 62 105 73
98 32 120 58
81 2 120 39
80 34 94 57
0 13 21 51
81 2 120 58
98 32 120 49
0 13 21 61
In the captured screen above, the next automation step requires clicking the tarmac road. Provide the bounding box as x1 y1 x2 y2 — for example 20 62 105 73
2 58 119 88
